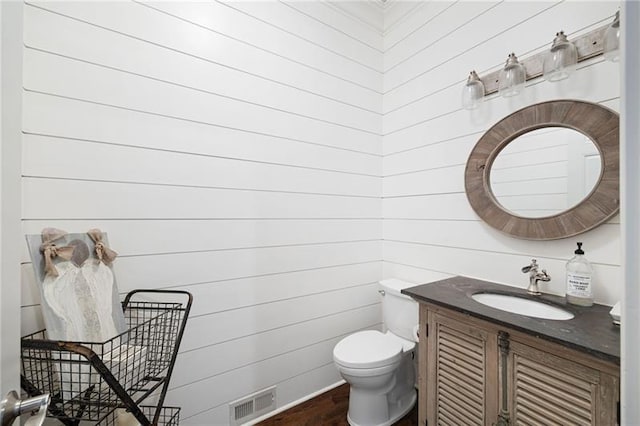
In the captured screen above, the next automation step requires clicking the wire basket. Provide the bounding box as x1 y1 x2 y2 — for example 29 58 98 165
96 406 180 426
21 290 191 426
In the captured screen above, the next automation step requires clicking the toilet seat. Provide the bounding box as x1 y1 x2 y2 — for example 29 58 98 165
333 330 403 369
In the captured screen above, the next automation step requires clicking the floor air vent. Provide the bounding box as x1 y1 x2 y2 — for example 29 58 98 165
229 386 276 425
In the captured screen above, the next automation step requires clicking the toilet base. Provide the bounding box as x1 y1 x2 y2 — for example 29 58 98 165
346 388 416 426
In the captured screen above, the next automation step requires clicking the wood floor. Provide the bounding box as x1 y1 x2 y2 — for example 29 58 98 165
256 383 418 426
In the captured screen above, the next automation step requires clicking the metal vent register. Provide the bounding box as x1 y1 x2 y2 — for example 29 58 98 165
229 386 276 425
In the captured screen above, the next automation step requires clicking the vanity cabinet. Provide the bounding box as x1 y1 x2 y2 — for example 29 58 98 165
419 303 619 426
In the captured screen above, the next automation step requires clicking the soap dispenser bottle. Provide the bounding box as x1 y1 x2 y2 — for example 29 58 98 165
566 242 593 306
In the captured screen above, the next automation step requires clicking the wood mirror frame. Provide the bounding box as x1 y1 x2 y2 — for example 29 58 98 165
465 100 619 240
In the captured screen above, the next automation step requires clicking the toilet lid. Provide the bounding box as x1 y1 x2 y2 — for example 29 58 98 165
333 330 402 369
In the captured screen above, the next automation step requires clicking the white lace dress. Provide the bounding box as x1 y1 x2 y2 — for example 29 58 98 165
42 259 118 342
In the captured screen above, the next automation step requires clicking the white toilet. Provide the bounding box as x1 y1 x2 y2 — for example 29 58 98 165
333 279 418 426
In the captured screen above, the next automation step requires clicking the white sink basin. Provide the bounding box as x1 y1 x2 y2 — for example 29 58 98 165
471 292 574 320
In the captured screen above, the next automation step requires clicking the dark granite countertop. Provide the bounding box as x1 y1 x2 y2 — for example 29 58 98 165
402 276 620 365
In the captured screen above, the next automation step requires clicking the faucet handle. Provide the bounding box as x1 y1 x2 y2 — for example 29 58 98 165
521 259 538 273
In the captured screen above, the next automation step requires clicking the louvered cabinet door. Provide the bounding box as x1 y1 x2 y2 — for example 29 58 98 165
508 340 614 426
427 312 498 426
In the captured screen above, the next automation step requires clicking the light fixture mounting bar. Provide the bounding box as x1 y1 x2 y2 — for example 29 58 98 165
481 25 607 96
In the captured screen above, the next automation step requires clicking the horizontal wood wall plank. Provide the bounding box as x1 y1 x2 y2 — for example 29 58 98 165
383 1 613 113
27 1 382 112
23 178 381 220
22 248 381 310
23 4 381 135
22 265 382 331
382 261 454 287
383 1 452 51
383 192 476 220
383 241 621 305
283 1 383 51
141 1 382 91
384 133 475 176
382 193 620 224
383 60 620 150
383 96 619 177
21 219 380 260
179 283 379 352
382 0 424 35
24 49 381 155
383 164 464 197
23 135 381 197
384 1 500 77
23 92 381 177
170 304 380 389
327 1 383 34
173 263 382 318
80 242 379 292
384 220 620 266
216 1 383 71
168 337 343 420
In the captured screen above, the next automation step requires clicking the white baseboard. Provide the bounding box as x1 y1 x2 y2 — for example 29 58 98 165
244 380 346 425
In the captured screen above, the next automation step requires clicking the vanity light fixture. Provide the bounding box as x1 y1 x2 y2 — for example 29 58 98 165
603 10 620 62
543 31 578 82
498 53 526 98
464 11 619 102
461 70 485 110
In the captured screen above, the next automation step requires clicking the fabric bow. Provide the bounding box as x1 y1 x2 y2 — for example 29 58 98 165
39 228 75 277
87 229 118 265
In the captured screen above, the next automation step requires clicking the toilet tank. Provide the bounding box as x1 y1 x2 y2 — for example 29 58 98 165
380 279 418 342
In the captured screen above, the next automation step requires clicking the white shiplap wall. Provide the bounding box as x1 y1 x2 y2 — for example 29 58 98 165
18 0 623 423
382 1 622 305
20 1 383 423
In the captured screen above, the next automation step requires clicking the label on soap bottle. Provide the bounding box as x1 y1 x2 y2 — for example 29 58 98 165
567 272 592 297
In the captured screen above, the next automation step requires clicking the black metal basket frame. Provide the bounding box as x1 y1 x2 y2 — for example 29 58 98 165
21 289 192 426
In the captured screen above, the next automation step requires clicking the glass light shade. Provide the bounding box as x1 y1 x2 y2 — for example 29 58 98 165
461 70 485 110
543 31 578 82
498 53 526 98
603 11 620 62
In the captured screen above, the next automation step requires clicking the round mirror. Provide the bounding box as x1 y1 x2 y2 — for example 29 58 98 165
490 127 602 218
465 100 619 240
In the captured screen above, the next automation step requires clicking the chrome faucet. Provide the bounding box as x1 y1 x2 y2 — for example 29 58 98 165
521 259 550 295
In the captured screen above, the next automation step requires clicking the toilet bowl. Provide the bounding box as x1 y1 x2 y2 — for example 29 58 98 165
333 279 418 426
